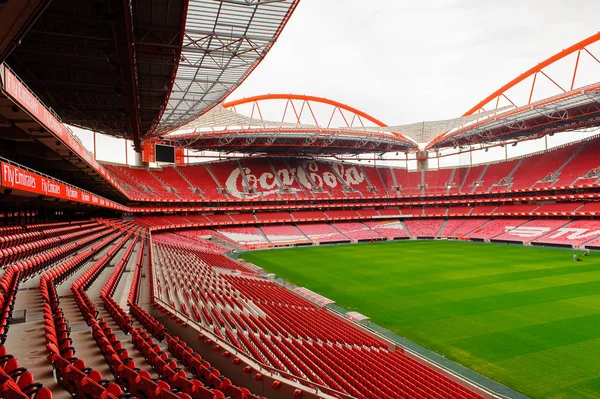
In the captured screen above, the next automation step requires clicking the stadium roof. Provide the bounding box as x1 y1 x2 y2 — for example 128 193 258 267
5 0 299 149
355 109 507 144
427 84 600 150
427 32 600 150
161 94 419 155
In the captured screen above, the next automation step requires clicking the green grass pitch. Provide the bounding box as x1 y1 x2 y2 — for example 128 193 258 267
240 240 600 399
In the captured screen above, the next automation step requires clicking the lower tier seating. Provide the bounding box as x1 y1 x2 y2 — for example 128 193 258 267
404 219 444 237
151 234 486 399
2 215 600 399
330 222 382 241
466 219 529 240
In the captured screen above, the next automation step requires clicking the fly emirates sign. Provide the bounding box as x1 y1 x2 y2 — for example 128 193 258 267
0 162 126 211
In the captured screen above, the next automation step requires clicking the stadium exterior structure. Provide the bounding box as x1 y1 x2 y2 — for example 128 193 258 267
0 6 599 399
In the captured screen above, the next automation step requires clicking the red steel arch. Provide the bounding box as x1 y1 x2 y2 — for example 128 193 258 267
465 31 600 116
426 32 600 150
223 94 388 128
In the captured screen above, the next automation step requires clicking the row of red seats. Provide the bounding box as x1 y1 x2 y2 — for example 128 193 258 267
70 228 211 399
0 345 52 398
0 222 99 250
129 293 265 399
126 239 297 399
0 247 53 398
151 236 486 399
1 226 113 347
106 235 263 399
106 138 600 201
0 221 131 398
42 229 126 398
127 239 145 307
99 232 139 333
0 226 23 237
0 224 106 267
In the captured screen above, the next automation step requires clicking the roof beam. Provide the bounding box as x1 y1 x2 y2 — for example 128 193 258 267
0 0 50 63
107 0 142 150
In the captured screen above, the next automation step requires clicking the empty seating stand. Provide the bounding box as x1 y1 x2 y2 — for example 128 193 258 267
103 138 600 202
150 234 487 399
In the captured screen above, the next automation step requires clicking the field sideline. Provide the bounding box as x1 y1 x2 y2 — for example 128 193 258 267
240 240 600 399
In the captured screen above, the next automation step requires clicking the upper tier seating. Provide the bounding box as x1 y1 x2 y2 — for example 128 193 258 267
470 205 498 215
299 160 347 198
577 202 600 215
290 211 328 220
423 206 448 215
325 210 359 219
183 214 211 224
476 160 520 192
209 161 246 200
150 166 201 199
330 162 372 197
552 139 600 187
117 167 181 199
228 213 258 223
378 208 401 216
104 164 159 199
268 159 310 198
356 209 380 217
393 169 422 196
176 164 227 200
103 138 600 202
535 203 583 214
491 204 541 214
424 168 453 195
239 158 284 199
510 145 578 190
205 214 234 224
255 212 292 222
400 207 422 215
456 165 485 194
362 166 388 195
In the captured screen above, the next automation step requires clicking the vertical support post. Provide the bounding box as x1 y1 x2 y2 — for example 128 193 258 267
125 140 129 165
93 131 97 159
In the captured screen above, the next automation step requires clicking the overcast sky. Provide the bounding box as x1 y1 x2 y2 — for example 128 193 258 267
74 0 600 165
230 0 599 124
